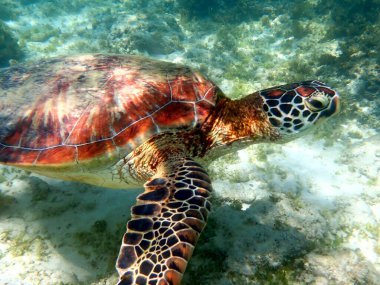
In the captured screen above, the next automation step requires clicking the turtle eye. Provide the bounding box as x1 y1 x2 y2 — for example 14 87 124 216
305 91 330 112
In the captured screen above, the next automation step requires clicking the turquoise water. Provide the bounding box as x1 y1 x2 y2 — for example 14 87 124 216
0 0 379 284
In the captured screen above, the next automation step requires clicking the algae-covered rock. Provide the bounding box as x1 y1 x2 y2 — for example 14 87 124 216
177 0 271 23
0 20 22 67
108 13 185 55
0 0 21 20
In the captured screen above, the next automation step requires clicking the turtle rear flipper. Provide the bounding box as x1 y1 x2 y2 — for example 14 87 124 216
116 158 212 285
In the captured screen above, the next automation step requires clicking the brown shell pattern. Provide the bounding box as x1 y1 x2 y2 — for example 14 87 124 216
0 54 219 166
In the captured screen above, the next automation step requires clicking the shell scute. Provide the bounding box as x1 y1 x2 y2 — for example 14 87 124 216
152 102 195 129
195 100 215 120
37 146 76 164
113 117 154 148
0 54 219 166
170 76 197 102
77 140 116 162
0 147 39 164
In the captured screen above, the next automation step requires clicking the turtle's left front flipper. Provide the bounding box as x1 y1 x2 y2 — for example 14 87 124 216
116 158 212 285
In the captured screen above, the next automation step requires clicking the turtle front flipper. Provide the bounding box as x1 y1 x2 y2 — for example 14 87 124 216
116 158 212 285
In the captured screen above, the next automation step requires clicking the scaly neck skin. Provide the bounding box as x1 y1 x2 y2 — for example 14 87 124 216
200 93 280 157
118 93 280 183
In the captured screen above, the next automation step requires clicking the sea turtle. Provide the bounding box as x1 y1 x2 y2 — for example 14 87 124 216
0 54 340 285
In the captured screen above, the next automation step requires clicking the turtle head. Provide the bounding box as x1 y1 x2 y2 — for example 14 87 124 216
259 80 340 140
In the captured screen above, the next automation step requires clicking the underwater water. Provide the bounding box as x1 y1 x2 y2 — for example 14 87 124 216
0 0 379 284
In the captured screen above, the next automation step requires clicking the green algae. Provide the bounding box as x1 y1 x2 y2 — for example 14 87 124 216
21 24 60 42
0 20 22 66
0 191 14 208
74 220 125 275
30 178 51 202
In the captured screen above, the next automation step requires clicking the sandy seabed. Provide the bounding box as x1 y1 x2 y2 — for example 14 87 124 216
0 0 379 284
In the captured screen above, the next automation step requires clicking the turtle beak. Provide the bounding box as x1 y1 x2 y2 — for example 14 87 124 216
322 92 340 118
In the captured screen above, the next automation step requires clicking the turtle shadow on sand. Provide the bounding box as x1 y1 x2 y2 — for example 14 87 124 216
0 173 138 283
182 197 313 285
0 170 312 284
